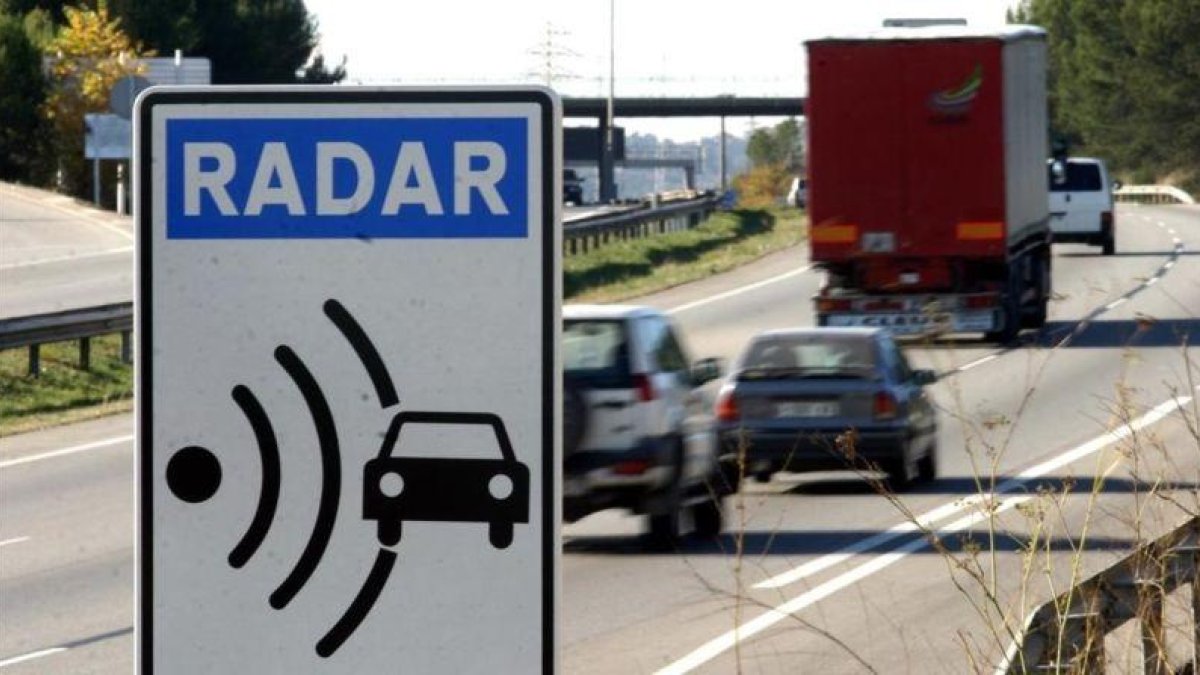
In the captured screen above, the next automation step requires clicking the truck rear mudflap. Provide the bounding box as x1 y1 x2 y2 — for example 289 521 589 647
815 293 1002 335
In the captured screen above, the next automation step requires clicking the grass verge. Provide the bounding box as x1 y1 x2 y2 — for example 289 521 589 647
0 334 133 437
565 206 807 302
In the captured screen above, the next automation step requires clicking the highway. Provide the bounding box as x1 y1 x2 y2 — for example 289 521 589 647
0 184 134 319
3 203 1200 672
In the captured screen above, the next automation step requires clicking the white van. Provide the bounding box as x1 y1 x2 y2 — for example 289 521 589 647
1048 157 1115 255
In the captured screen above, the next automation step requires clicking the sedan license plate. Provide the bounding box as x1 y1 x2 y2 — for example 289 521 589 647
776 401 839 418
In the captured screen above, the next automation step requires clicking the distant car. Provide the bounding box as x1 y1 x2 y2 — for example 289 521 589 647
786 176 807 208
715 327 938 489
564 169 585 205
1048 157 1115 255
562 304 731 543
364 411 530 549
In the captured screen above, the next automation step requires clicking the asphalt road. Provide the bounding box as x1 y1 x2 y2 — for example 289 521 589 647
3 203 1200 673
0 183 134 319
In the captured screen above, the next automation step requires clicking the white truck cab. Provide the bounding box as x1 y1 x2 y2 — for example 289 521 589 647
1048 157 1115 255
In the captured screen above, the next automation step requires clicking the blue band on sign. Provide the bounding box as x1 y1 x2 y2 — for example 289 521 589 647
165 117 529 239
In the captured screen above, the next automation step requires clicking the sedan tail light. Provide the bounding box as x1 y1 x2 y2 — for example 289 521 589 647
715 385 739 422
873 391 898 420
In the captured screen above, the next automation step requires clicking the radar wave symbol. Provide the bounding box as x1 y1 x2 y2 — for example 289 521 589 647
165 299 400 658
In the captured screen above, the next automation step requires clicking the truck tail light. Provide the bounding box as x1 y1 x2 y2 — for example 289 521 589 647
873 391 898 420
715 386 739 422
1101 211 1113 229
963 294 998 309
817 298 852 312
633 373 656 402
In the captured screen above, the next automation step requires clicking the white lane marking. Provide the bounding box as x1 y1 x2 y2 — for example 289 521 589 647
1169 229 1177 235
0 648 68 669
0 435 132 470
667 265 813 315
1157 221 1166 228
1147 277 1159 286
663 395 1190 673
754 395 1189 591
957 354 998 372
0 536 31 548
1106 298 1127 310
0 247 132 271
1165 261 1176 269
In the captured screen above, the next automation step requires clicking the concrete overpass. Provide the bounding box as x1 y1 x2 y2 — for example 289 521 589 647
563 96 806 201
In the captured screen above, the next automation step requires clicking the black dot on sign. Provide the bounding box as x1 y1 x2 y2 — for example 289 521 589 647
167 446 222 503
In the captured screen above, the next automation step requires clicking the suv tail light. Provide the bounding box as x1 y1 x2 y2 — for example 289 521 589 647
873 391 898 420
715 386 739 422
1101 211 1113 230
633 373 656 402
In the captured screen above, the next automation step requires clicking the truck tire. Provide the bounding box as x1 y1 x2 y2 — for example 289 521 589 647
1102 235 1115 256
1022 252 1050 329
984 300 1019 344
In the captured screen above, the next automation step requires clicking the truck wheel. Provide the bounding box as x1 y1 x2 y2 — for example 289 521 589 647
1022 252 1050 329
1102 235 1115 256
984 303 1019 344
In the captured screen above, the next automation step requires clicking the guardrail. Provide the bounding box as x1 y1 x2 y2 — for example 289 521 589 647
998 516 1200 674
0 302 133 376
1114 185 1196 205
563 191 721 255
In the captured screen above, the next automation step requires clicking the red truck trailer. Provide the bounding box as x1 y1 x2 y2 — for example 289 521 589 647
806 26 1050 342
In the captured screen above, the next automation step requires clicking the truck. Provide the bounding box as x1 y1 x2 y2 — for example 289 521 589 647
805 25 1051 343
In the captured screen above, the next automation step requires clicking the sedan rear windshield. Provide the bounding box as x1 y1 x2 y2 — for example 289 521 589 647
738 335 877 380
1049 162 1103 192
564 319 633 387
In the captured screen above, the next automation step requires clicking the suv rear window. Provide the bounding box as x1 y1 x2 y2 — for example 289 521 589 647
564 319 633 388
1049 162 1102 192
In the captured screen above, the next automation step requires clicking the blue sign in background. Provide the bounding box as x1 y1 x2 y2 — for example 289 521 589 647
165 117 529 239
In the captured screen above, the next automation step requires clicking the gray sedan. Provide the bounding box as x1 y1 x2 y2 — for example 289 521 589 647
715 327 938 490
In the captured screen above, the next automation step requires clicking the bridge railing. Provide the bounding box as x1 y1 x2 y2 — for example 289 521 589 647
564 190 721 255
0 302 133 376
997 516 1200 674
1114 185 1196 205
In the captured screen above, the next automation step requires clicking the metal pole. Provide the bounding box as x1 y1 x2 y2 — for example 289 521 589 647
602 0 615 203
116 163 126 215
720 116 727 193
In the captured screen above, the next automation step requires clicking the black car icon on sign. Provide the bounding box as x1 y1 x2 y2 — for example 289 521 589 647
364 411 530 549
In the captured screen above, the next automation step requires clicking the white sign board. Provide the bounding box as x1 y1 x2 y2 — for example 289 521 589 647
136 87 561 673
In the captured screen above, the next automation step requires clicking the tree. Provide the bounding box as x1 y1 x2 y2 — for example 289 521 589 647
43 4 147 196
745 117 805 172
110 0 341 85
0 10 52 182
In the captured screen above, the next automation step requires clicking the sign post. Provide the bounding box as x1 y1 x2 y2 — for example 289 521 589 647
135 87 561 673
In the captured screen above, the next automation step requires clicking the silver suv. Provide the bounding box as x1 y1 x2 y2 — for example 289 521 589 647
562 304 731 544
